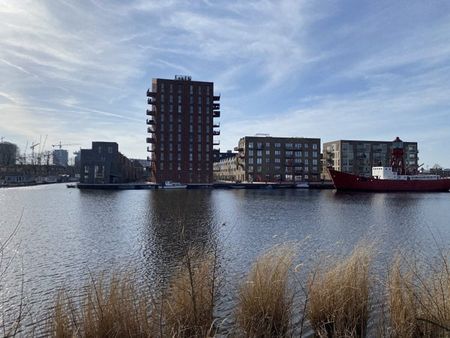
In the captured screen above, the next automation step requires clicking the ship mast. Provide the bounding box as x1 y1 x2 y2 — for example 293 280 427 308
390 137 405 175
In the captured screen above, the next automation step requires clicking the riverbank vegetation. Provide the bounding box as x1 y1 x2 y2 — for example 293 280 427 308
3 240 450 337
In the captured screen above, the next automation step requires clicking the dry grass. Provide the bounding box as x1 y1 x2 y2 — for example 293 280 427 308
48 274 155 338
307 245 372 338
387 254 450 338
163 248 218 338
235 245 294 337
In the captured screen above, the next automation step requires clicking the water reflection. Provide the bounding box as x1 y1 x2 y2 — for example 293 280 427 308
142 190 217 286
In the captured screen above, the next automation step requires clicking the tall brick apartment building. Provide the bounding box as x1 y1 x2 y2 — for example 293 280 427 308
146 76 220 183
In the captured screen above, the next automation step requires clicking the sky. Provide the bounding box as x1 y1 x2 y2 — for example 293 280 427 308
1 0 450 168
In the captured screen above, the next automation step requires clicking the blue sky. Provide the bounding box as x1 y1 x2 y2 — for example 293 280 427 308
1 0 450 168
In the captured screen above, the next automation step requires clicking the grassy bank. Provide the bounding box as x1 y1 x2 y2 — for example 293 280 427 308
4 242 450 337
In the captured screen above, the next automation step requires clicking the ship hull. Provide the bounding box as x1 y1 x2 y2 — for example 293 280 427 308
328 168 450 192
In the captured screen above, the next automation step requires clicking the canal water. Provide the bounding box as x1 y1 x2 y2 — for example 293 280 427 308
0 183 449 332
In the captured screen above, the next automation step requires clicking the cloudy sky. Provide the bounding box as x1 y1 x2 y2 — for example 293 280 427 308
1 0 450 167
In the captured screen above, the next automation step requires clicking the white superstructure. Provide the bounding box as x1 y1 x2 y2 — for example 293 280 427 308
372 167 440 180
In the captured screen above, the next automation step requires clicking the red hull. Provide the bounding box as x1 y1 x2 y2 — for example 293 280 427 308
328 168 450 192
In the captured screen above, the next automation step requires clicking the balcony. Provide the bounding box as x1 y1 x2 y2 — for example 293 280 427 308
213 95 220 101
213 140 220 146
146 89 156 97
147 146 155 152
212 103 220 110
147 98 156 105
213 110 220 118
146 119 155 125
213 130 220 136
213 122 220 128
147 126 155 133
234 146 244 151
146 109 155 116
146 137 155 144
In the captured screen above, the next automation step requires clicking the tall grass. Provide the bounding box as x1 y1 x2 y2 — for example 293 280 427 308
387 254 450 337
235 245 294 337
307 245 372 337
163 248 218 337
49 274 155 337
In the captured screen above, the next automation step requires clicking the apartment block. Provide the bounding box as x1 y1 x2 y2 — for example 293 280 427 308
80 142 143 184
213 151 244 182
146 76 220 183
322 138 419 178
235 136 321 182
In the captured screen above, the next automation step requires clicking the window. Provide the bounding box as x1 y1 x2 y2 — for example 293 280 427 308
313 144 318 150
313 151 318 158
313 159 318 165
97 146 102 154
257 142 262 148
169 95 173 103
295 151 301 157
248 165 254 172
248 150 254 156
266 142 270 148
84 165 89 174
248 142 254 149
256 158 262 164
275 150 281 156
275 143 281 148
275 158 280 163
257 150 262 156
108 146 112 154
265 150 270 155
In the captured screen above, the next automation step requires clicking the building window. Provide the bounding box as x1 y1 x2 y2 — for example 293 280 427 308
275 150 281 156
304 151 309 157
275 143 281 148
313 151 318 158
248 150 254 156
108 147 112 154
256 158 262 164
266 150 270 155
257 150 262 156
313 144 318 150
84 165 89 174
248 142 254 149
275 158 280 163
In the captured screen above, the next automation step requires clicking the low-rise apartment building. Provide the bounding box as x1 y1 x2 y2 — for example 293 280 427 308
80 142 143 184
234 136 321 182
322 138 418 178
213 151 244 182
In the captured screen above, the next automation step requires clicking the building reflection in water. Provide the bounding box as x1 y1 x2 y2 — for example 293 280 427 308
141 190 217 288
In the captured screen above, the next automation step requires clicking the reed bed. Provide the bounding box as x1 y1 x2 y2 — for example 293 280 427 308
49 274 155 338
12 242 450 338
387 254 450 338
235 245 294 337
163 249 218 337
307 245 372 337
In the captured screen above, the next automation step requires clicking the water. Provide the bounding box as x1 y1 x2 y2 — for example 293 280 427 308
0 184 450 332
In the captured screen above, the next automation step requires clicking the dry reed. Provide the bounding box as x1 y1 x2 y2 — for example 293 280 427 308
235 245 294 337
163 248 218 337
48 274 155 337
387 254 450 337
307 244 372 337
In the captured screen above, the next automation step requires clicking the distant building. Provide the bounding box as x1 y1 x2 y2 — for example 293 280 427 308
322 138 419 178
0 141 18 166
146 75 220 184
213 151 244 182
53 149 69 167
79 142 142 184
234 136 321 182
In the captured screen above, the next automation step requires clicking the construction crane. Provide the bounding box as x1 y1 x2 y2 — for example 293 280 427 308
51 141 80 149
30 142 40 165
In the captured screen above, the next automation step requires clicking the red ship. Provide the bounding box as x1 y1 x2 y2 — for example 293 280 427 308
328 137 450 192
